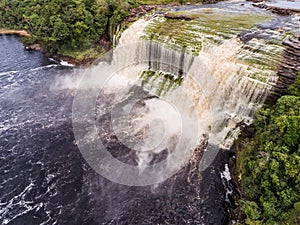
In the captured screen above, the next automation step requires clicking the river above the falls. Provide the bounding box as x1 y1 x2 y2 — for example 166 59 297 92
266 0 300 10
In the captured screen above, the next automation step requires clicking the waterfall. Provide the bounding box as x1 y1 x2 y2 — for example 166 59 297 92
110 18 278 169
115 25 272 136
139 40 194 76
74 14 290 184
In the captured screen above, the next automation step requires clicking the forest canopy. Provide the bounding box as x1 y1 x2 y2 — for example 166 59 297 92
0 0 208 55
0 0 134 53
240 75 300 225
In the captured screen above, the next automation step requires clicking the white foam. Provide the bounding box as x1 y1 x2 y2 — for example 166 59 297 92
221 164 231 181
30 64 59 71
60 60 74 67
0 70 18 76
48 58 59 64
0 182 36 224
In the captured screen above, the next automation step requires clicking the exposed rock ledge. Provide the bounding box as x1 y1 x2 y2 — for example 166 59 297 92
44 52 99 67
266 36 300 104
0 29 30 37
247 0 300 15
25 44 42 51
165 12 196 20
128 1 222 20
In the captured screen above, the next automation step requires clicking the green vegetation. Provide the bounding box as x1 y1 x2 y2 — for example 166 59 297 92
239 74 300 224
142 11 272 55
135 0 215 4
248 72 268 83
239 39 285 74
0 0 135 58
0 0 213 60
140 69 183 96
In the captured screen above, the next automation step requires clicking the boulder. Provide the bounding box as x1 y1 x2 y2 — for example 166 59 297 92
25 44 42 51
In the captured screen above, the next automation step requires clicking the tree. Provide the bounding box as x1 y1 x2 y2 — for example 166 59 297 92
241 74 300 224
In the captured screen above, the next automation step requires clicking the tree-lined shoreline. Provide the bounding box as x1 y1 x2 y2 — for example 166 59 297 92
0 0 220 66
0 29 30 37
1 1 299 224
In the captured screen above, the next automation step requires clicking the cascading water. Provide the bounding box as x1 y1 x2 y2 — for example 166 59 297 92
101 2 299 162
44 1 300 222
2 1 300 225
87 14 284 174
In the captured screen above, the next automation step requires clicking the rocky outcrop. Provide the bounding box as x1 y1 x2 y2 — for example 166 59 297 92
257 4 300 16
44 52 100 67
129 5 159 19
247 0 300 15
25 44 42 51
266 37 300 104
128 1 223 20
165 12 195 20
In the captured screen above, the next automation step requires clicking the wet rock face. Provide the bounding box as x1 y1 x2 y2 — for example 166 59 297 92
266 37 300 104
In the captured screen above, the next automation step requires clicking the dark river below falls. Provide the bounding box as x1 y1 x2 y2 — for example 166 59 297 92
0 36 233 225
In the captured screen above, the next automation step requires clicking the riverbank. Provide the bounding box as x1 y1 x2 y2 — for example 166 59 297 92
0 1 225 67
228 124 255 224
36 2 193 66
0 29 30 37
0 31 99 67
229 69 300 224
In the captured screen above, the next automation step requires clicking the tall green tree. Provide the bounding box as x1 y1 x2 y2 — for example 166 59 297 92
241 75 300 225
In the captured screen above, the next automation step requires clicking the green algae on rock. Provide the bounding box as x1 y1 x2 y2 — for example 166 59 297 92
140 69 183 96
142 9 273 55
